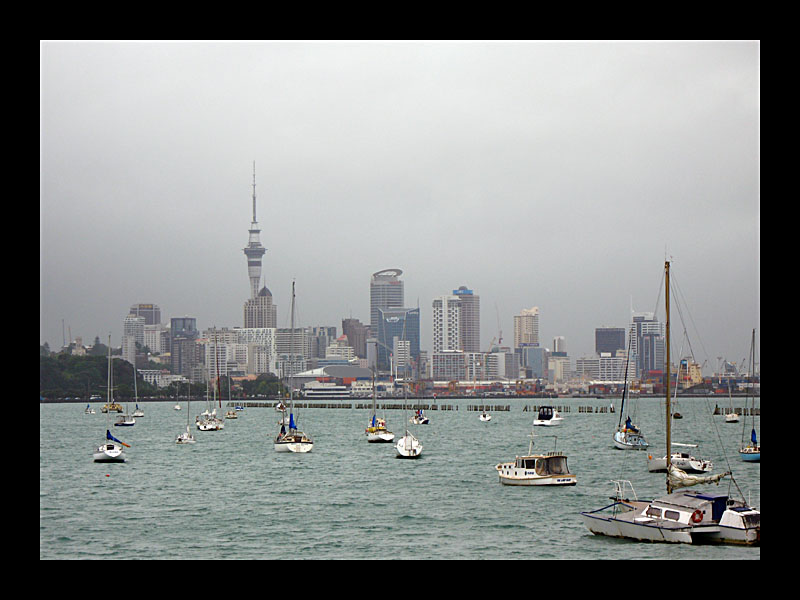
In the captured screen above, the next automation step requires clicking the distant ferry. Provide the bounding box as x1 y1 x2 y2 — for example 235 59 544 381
302 382 352 398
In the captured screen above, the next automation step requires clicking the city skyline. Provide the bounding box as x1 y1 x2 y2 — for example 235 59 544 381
40 41 759 366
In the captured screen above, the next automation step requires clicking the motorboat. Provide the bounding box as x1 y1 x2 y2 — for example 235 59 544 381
533 406 563 426
581 480 759 545
496 452 576 486
495 430 575 486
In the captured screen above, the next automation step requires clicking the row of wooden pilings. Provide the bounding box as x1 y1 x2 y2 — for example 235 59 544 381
226 401 759 416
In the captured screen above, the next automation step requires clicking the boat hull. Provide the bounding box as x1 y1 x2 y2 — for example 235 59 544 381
740 450 760 462
395 434 422 458
613 430 648 450
274 440 313 453
93 443 126 463
367 431 395 443
647 454 713 473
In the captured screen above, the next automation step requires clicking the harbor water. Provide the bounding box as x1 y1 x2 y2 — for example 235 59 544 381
40 397 760 559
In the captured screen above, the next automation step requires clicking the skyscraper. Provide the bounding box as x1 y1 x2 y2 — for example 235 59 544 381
432 295 461 354
513 307 540 348
370 269 404 336
376 307 420 373
129 303 161 325
244 286 277 328
595 327 625 355
243 162 267 301
453 286 480 352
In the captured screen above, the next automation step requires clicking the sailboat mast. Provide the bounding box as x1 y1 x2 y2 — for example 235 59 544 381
665 260 672 494
289 280 296 427
214 330 222 409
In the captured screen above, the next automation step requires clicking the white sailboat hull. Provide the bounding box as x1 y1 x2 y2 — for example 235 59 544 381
724 413 739 423
479 414 492 422
647 454 713 473
274 440 313 453
613 430 648 450
581 508 694 543
395 434 422 458
367 431 395 443
93 443 126 463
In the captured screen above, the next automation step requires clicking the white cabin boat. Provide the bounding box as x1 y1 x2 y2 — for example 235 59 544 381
496 452 576 486
395 431 422 458
533 406 563 426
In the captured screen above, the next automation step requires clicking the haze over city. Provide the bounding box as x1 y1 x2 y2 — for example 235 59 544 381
40 41 759 368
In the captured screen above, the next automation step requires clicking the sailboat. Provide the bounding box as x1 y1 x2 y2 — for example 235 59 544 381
224 376 238 420
581 260 760 545
479 411 492 422
94 335 130 462
648 345 714 473
739 329 760 462
274 281 313 453
131 366 144 417
395 321 422 458
724 379 739 423
113 352 135 427
612 336 647 450
366 370 394 442
176 383 196 444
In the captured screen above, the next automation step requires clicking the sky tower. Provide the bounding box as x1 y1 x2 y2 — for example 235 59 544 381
243 162 267 300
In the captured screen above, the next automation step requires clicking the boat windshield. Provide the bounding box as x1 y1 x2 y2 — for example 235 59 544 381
535 456 570 475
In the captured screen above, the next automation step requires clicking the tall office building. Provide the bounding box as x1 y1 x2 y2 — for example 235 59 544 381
432 295 461 353
170 317 199 378
513 307 540 348
244 286 277 328
370 269 404 336
129 303 161 325
243 162 267 301
629 312 664 376
595 327 625 355
453 286 480 352
376 307 420 373
342 318 369 358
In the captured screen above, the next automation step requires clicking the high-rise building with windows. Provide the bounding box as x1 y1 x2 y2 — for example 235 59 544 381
370 269 404 337
629 312 664 377
432 295 461 354
376 307 419 373
513 307 539 349
129 303 161 325
453 286 480 352
342 318 369 358
244 286 277 328
595 327 625 355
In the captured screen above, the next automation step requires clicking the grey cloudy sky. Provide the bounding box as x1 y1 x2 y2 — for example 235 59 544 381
40 41 759 369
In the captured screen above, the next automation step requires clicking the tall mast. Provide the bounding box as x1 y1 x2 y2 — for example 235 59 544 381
289 280 296 427
665 260 672 493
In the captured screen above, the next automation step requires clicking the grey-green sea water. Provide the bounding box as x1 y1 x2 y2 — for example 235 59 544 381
40 397 760 559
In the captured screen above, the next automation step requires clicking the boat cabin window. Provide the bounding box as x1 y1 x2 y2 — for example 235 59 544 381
535 456 569 475
645 506 662 518
516 458 537 469
664 510 681 521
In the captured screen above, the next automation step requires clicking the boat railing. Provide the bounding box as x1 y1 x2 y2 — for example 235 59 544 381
610 479 638 503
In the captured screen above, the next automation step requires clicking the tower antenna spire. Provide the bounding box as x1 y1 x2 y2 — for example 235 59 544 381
252 160 257 223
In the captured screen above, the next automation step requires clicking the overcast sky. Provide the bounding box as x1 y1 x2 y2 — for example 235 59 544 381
40 41 759 370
